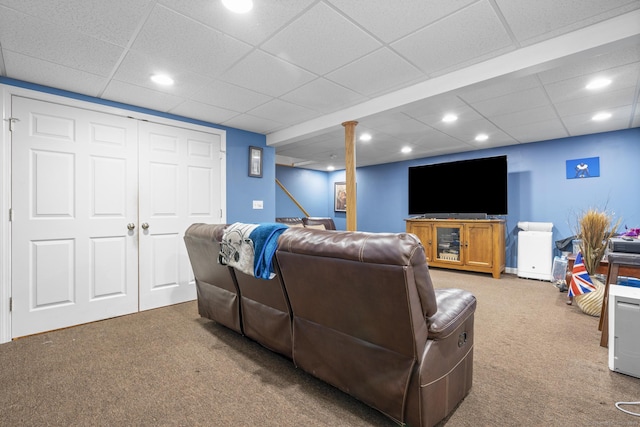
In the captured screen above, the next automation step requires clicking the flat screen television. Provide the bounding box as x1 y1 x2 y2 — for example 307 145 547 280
408 155 508 217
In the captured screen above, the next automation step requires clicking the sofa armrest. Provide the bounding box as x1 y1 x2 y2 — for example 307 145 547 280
427 288 476 340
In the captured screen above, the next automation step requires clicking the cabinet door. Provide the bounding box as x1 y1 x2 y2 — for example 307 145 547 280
434 223 463 264
408 223 433 262
464 223 494 268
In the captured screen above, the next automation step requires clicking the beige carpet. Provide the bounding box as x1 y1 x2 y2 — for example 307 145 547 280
0 269 638 426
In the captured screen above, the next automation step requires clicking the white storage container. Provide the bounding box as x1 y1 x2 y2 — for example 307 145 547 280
517 222 553 281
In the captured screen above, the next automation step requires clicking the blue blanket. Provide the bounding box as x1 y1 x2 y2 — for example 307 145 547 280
250 223 288 279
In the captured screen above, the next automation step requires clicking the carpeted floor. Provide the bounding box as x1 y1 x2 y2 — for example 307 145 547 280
0 269 638 426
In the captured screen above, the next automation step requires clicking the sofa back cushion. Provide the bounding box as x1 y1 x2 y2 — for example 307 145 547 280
275 228 436 423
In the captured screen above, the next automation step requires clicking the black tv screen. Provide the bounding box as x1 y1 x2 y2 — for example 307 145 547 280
408 155 508 216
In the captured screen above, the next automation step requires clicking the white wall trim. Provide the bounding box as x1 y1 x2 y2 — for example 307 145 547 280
0 84 227 344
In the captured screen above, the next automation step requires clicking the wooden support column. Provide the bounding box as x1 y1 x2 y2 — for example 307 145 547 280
342 120 358 231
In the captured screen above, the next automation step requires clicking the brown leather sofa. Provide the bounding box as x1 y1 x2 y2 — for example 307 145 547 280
184 223 476 427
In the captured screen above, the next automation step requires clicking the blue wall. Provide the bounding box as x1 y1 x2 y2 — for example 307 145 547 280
277 128 640 269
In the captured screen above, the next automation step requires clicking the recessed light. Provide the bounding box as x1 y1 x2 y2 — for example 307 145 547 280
442 114 458 123
327 165 335 171
151 74 174 86
401 147 412 154
475 134 489 142
592 112 612 121
222 0 253 13
586 78 612 90
359 133 372 142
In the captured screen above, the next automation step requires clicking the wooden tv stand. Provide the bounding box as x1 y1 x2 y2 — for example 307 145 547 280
406 218 506 278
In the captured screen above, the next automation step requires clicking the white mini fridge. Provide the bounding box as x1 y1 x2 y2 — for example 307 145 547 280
517 222 553 281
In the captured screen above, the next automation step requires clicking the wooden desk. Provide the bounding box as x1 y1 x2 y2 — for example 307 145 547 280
599 253 640 348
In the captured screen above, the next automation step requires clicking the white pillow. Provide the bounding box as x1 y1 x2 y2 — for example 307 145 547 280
304 224 326 230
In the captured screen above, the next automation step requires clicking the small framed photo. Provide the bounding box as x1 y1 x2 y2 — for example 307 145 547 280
249 146 263 178
334 182 347 212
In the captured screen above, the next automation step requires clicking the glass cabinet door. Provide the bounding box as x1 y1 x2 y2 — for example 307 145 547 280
435 225 462 263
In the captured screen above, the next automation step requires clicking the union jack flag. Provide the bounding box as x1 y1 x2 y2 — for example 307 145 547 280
568 252 596 297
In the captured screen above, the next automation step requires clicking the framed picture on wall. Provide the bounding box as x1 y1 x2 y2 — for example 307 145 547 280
334 182 347 212
566 156 599 179
249 146 263 178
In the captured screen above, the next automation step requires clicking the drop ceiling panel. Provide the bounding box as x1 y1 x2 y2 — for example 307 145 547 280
502 119 569 143
0 0 154 46
495 0 640 46
247 99 320 125
2 50 107 97
189 80 272 113
325 48 425 97
131 5 253 79
328 0 478 43
102 80 185 112
261 2 381 75
114 51 212 97
0 7 123 76
280 78 367 114
220 50 316 97
169 100 240 125
391 1 515 76
471 87 552 117
158 0 315 46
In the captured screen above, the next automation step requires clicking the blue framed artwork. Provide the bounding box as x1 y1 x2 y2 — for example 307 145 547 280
566 157 599 179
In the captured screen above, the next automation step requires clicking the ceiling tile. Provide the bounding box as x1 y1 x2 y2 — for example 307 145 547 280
391 1 515 76
247 99 320 125
2 50 106 97
101 80 185 112
130 5 252 78
189 80 272 113
221 114 285 134
0 0 154 46
494 0 640 46
261 2 381 75
471 87 552 117
501 119 569 143
326 48 425 97
280 78 366 113
562 105 634 136
0 7 124 76
553 87 636 116
543 62 640 104
169 100 240 124
220 50 316 97
158 0 315 46
113 50 212 98
328 0 477 43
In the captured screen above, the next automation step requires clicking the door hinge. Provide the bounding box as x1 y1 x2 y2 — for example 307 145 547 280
9 297 12 312
9 208 13 222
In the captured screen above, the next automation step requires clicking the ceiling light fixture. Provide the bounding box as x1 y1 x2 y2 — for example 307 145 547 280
592 112 612 121
222 0 253 13
586 78 612 90
475 134 489 142
327 165 335 171
401 147 412 154
359 133 372 142
442 114 458 123
151 74 174 85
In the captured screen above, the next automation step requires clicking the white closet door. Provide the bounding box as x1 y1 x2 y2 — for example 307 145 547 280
11 96 139 338
138 121 222 311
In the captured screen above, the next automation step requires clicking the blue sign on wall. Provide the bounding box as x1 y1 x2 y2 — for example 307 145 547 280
566 157 600 179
